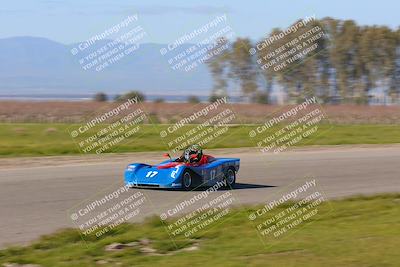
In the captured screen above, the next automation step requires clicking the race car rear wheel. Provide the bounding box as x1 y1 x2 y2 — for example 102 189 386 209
224 168 236 189
182 170 193 190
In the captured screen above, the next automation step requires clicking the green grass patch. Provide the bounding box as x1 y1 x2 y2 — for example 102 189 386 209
0 194 399 266
0 123 399 157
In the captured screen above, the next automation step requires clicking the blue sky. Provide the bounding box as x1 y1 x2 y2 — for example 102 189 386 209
0 0 399 44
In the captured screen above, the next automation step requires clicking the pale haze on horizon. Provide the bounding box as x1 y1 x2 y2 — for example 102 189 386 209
0 0 399 44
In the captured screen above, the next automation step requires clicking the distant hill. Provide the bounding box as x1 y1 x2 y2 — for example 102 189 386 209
0 36 212 95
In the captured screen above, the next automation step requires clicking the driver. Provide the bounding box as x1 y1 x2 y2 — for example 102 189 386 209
176 144 213 165
183 144 203 163
158 144 214 169
176 144 202 163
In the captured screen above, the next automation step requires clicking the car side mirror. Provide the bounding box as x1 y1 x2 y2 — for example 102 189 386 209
163 153 171 159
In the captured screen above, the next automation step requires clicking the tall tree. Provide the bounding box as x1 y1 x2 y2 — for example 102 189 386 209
227 38 258 100
206 17 400 105
206 37 230 99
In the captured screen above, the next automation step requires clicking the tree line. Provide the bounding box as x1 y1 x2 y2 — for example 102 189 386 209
207 17 400 105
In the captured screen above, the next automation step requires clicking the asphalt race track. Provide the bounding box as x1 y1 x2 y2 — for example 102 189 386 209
0 145 399 248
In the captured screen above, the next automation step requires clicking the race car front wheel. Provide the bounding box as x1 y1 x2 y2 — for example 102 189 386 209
182 170 193 190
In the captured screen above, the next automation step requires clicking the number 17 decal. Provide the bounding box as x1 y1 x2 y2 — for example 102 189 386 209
146 171 158 178
210 169 216 179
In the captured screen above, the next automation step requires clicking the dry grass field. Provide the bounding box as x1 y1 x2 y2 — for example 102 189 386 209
0 101 399 124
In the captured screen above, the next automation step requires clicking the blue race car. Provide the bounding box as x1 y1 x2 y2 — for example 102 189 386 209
124 149 240 190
